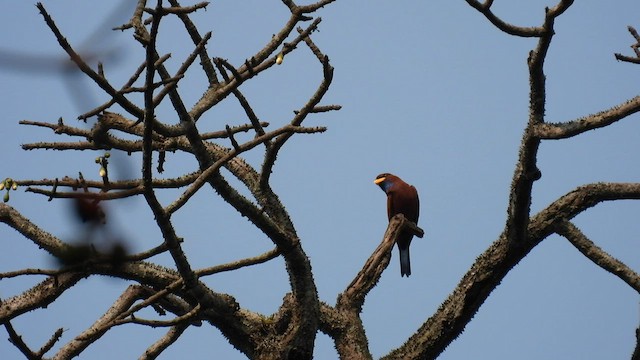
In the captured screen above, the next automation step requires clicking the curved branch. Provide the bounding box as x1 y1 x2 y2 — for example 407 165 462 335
260 50 334 188
326 215 422 360
554 220 640 293
464 0 543 37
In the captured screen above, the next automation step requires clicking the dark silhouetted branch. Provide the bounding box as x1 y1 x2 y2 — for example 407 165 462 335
615 26 640 64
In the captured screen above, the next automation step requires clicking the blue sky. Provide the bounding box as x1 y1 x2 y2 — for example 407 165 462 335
1 1 640 359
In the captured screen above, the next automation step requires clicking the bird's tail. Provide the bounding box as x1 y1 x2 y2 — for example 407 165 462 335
399 246 411 277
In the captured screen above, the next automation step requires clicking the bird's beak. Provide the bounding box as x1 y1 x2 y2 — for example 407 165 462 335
374 177 386 185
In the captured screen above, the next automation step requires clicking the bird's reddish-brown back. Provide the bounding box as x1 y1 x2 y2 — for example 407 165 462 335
379 174 420 223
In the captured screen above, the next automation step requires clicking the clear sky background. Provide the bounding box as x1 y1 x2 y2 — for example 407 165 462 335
1 1 640 359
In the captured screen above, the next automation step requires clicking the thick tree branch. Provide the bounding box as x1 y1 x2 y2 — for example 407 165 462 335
0 203 70 257
338 215 423 313
324 215 423 360
0 273 84 323
504 0 575 248
383 182 640 359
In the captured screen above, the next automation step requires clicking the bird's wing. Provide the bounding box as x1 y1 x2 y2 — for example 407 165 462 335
413 186 420 222
386 192 395 220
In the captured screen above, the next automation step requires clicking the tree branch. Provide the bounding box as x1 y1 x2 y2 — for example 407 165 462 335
464 0 544 37
0 273 84 323
53 285 146 359
338 215 423 313
554 220 640 293
615 26 640 64
4 322 39 360
326 214 423 360
503 0 575 248
139 323 190 360
633 322 640 360
534 96 640 139
36 2 144 118
383 182 640 359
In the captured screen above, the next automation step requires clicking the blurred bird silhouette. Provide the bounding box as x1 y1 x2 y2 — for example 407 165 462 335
0 1 133 112
374 173 420 277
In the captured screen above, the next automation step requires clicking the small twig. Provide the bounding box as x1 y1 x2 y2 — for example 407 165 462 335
201 122 270 140
157 150 166 173
153 32 212 107
296 21 324 61
225 125 241 151
309 105 342 113
26 187 142 201
121 304 201 327
165 124 325 214
213 57 243 85
144 1 209 15
37 328 64 357
121 74 184 94
614 26 640 64
139 323 189 360
78 60 149 120
555 220 640 293
260 46 334 188
231 88 267 137
5 322 39 360
48 178 58 201
633 321 640 360
167 0 219 86
115 281 184 323
36 3 144 119
196 247 281 277
0 267 61 279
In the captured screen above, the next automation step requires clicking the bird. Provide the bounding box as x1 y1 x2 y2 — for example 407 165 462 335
374 173 420 277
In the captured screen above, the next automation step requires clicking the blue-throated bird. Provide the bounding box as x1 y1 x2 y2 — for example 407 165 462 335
374 173 420 277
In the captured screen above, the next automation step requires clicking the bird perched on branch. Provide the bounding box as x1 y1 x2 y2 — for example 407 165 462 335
374 173 420 277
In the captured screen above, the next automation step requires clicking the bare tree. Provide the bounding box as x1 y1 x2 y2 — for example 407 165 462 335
1 0 639 359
